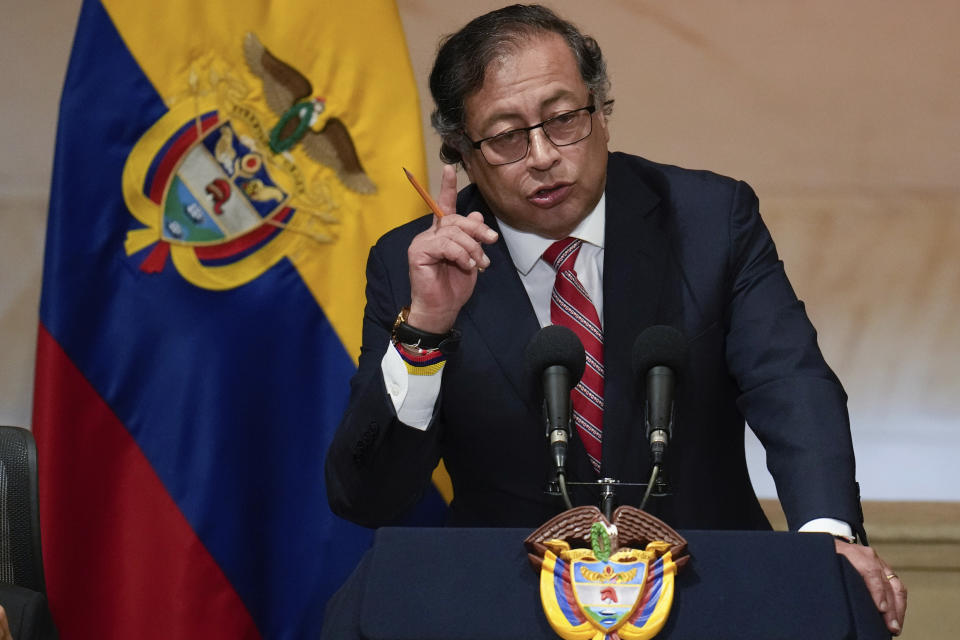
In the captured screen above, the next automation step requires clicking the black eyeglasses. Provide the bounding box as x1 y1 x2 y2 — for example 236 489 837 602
465 102 599 166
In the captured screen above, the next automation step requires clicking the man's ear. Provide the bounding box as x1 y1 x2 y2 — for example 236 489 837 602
460 157 473 182
596 112 611 144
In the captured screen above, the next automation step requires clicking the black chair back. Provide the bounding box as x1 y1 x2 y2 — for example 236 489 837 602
0 426 46 593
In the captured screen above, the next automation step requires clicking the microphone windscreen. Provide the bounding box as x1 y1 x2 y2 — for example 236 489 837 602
524 325 586 386
632 325 688 375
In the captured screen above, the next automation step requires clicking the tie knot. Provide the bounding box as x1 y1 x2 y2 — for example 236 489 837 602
542 237 583 271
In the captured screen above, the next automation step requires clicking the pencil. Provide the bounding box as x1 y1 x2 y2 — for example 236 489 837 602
403 167 445 218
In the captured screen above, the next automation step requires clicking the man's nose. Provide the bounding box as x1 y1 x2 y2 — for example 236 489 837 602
525 127 561 170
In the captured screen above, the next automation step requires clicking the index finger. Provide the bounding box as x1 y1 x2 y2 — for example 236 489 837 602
436 164 458 217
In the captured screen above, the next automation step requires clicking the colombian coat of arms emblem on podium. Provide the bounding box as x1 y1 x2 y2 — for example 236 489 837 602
526 505 689 640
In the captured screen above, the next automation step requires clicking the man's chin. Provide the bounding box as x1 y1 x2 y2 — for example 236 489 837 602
527 210 587 239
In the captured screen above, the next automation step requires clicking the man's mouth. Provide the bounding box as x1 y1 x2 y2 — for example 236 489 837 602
528 183 571 207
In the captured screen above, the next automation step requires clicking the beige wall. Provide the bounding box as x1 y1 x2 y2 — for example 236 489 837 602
0 0 80 430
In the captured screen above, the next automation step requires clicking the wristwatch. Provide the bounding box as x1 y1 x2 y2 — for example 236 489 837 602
391 306 462 355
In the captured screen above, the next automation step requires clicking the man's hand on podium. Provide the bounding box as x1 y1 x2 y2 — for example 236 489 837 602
835 539 907 636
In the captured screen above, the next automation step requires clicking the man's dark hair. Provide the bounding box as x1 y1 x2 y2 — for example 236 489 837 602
429 4 612 165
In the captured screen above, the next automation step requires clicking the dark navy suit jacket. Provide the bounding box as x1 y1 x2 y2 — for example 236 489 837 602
326 152 864 537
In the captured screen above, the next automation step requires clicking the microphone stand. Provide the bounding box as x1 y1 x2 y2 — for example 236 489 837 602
556 472 573 511
599 477 618 522
552 477 656 519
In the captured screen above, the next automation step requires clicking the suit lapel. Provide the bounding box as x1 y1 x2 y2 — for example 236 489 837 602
457 188 542 414
600 154 680 480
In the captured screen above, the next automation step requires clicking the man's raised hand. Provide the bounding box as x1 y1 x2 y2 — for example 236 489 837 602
406 165 498 333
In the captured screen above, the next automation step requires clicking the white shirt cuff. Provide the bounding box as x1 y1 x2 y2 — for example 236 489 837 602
798 518 854 540
380 341 443 431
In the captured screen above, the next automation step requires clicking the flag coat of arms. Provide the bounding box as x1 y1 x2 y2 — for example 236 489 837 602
32 1 438 637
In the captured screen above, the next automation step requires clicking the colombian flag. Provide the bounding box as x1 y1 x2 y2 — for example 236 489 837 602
32 0 435 637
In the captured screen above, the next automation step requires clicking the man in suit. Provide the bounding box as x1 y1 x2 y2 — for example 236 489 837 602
325 4 906 634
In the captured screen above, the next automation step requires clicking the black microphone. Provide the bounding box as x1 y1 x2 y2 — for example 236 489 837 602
632 326 688 466
525 325 586 474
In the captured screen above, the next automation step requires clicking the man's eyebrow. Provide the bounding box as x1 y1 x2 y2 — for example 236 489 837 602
474 90 583 135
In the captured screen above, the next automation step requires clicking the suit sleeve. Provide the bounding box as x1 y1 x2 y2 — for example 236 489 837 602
325 240 444 528
722 181 865 538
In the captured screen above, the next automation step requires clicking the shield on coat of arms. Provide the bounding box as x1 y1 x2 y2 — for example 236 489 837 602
159 121 287 244
571 556 648 630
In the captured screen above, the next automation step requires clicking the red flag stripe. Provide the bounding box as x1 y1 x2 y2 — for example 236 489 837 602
32 325 260 640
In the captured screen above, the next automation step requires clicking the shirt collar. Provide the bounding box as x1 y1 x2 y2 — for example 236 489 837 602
496 193 606 276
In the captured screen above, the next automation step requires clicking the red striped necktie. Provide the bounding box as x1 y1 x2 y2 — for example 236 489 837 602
542 237 604 474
